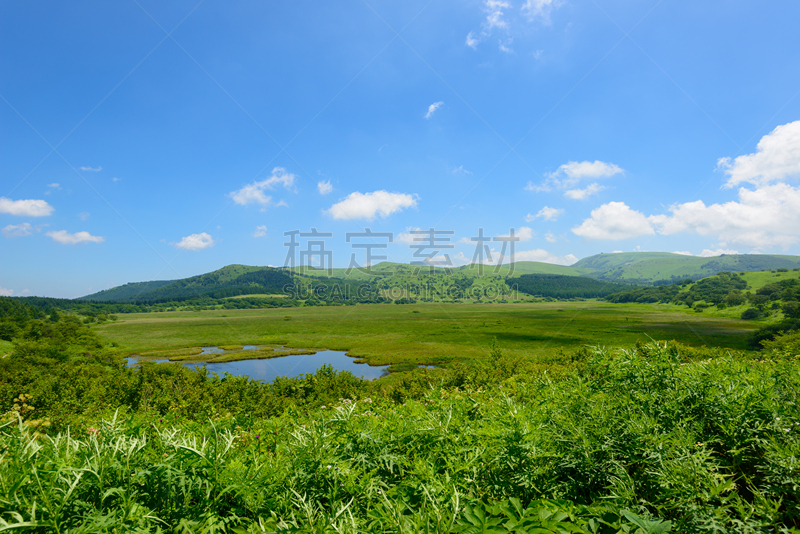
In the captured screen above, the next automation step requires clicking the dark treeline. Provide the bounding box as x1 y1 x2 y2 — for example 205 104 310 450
508 274 634 299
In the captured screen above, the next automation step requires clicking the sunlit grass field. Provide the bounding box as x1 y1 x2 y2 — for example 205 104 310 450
94 301 758 368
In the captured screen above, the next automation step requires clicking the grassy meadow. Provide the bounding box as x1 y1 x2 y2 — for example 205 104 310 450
95 301 758 371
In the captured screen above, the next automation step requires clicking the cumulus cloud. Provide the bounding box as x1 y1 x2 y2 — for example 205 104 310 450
719 120 800 188
396 227 423 245
699 248 740 257
175 232 214 251
466 32 479 49
253 226 267 238
317 180 333 195
81 166 102 172
527 206 564 221
494 227 534 242
229 167 297 206
547 160 624 186
0 197 54 217
564 183 606 200
46 230 105 245
513 248 578 266
672 250 693 256
545 232 557 243
528 160 622 198
651 183 800 249
0 287 13 296
326 191 417 221
425 101 444 119
521 0 561 24
572 202 655 240
2 223 33 238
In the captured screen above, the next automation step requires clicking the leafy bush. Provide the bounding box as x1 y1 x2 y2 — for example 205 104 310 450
741 307 762 320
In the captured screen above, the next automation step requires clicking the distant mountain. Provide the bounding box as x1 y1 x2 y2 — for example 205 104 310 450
82 253 800 303
82 280 177 302
573 252 800 285
82 265 293 302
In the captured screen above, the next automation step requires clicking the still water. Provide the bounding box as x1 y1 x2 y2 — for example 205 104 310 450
127 348 389 382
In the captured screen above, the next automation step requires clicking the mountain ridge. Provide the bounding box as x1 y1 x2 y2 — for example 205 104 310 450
81 253 800 301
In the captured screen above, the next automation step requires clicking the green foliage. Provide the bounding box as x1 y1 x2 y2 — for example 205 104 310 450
508 274 634 299
741 308 763 320
1 342 799 531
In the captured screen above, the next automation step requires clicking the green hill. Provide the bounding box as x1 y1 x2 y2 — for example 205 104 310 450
82 280 177 302
82 265 293 303
573 252 800 285
80 253 800 306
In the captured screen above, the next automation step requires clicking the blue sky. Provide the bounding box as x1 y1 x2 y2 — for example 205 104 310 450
2 0 800 298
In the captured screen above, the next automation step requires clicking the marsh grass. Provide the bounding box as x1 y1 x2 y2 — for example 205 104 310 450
94 302 758 369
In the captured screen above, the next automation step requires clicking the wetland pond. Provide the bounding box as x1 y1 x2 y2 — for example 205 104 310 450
126 346 389 381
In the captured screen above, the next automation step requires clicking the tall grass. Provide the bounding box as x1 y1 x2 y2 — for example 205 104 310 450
1 342 798 532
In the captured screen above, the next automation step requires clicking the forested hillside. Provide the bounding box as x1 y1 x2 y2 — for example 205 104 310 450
507 274 633 299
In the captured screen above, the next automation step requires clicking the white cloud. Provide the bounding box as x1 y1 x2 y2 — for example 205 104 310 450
521 0 561 24
175 232 214 251
229 167 297 206
0 287 13 296
547 160 624 186
651 183 800 249
0 197 54 217
528 160 622 197
2 223 32 238
528 206 564 221
47 183 60 189
317 180 333 195
253 226 267 238
112 177 121 182
545 232 557 243
425 101 444 119
396 227 423 245
466 32 479 49
484 0 511 30
564 183 606 200
81 166 102 172
499 39 514 53
524 181 540 192
78 212 90 221
672 250 693 256
572 201 655 240
719 120 800 188
46 230 105 245
699 248 739 257
513 248 578 266
326 191 417 221
452 165 472 175
493 227 535 242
